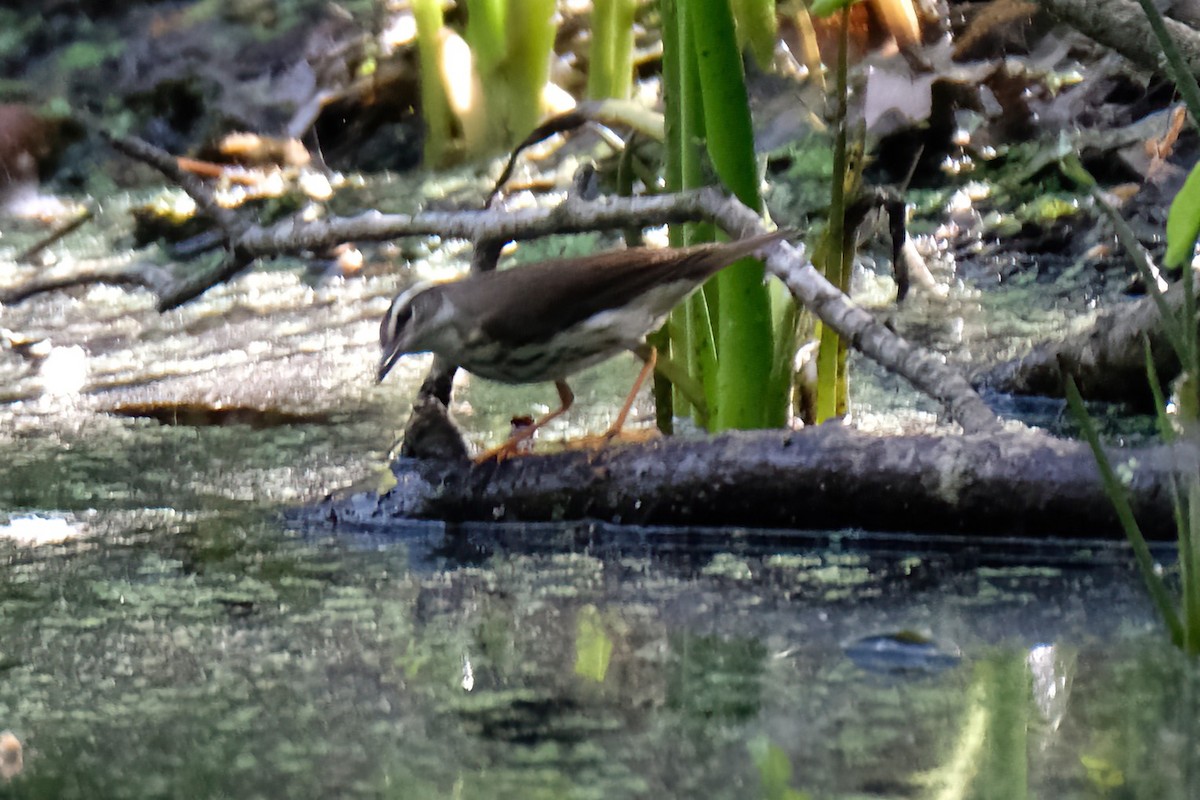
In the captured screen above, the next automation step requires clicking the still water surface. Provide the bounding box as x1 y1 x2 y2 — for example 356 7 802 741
0 413 1194 799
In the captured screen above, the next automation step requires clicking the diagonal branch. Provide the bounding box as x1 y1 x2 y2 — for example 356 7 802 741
235 188 1002 431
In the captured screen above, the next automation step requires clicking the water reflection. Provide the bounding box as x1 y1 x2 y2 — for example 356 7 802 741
0 389 1188 798
0 507 1195 798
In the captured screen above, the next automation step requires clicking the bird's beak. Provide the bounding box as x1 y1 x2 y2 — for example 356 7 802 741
377 347 404 383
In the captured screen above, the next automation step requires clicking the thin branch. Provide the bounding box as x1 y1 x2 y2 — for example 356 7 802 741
15 205 95 264
0 262 176 305
155 250 256 311
100 130 241 233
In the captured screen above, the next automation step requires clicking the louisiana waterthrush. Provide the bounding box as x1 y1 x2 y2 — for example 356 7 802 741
378 230 787 459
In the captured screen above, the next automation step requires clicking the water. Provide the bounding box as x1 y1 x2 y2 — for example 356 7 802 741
0 477 1192 799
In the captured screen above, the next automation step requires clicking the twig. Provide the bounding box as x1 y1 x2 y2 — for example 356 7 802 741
100 129 240 232
15 205 95 264
0 262 176 305
155 250 256 311
99 129 259 309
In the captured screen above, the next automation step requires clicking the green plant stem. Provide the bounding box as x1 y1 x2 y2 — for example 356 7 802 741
654 352 710 425
687 271 720 422
1133 0 1200 125
672 0 716 423
659 0 686 428
463 0 508 149
815 6 851 424
1064 155 1192 362
413 0 452 166
590 0 638 99
465 0 506 72
1148 341 1200 651
661 0 682 196
505 0 556 143
1065 375 1184 645
978 655 1030 800
1184 226 1199 379
767 291 799 420
729 0 779 68
610 0 638 100
1188 481 1200 652
589 0 617 99
688 0 774 430
1146 338 1176 444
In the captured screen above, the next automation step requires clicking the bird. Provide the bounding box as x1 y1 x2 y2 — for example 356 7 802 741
378 230 787 460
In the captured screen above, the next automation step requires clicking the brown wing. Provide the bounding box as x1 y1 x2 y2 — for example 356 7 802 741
444 231 786 346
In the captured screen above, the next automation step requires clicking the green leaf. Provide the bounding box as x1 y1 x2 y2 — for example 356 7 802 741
1166 160 1200 268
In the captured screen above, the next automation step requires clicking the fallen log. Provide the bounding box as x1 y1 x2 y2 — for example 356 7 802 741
318 425 1187 538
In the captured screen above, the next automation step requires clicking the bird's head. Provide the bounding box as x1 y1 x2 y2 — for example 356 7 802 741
378 282 449 383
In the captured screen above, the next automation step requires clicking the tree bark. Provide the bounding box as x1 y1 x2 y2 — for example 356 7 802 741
318 426 1189 539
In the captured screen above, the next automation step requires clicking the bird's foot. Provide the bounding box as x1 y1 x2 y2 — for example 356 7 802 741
567 425 661 451
474 392 573 464
473 418 539 464
474 424 659 463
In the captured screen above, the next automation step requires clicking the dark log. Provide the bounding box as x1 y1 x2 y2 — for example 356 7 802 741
975 283 1186 408
1033 0 1200 80
318 426 1188 538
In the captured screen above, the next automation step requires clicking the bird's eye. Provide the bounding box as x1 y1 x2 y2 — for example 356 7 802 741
381 303 413 341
